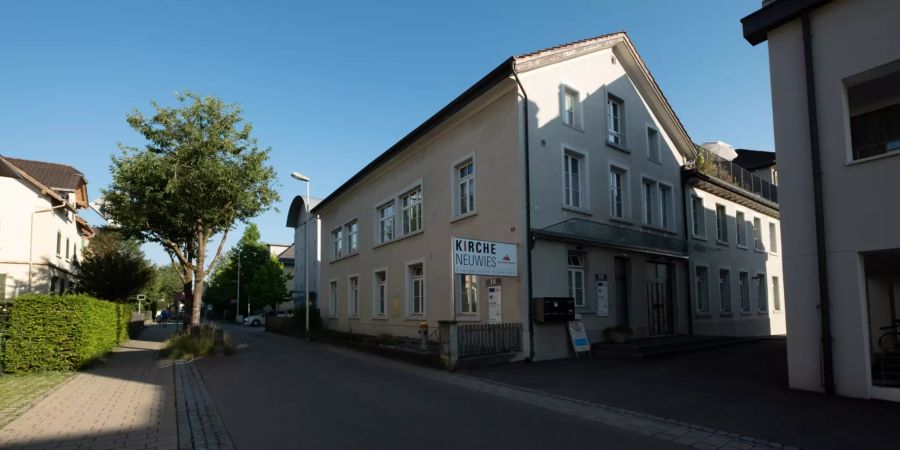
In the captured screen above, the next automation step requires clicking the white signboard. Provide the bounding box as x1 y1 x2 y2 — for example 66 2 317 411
453 237 518 277
567 320 591 353
596 277 609 317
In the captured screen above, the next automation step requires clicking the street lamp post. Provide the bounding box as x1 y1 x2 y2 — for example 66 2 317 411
235 251 242 324
291 171 312 340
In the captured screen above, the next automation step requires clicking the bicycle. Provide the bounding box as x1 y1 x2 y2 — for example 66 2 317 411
878 319 900 355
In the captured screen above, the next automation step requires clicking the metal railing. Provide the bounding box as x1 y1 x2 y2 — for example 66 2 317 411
690 148 778 204
457 323 522 359
538 218 687 256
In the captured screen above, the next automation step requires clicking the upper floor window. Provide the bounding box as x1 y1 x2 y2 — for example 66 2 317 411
609 166 627 219
401 187 423 235
753 217 763 251
331 228 343 259
736 211 748 248
715 204 728 243
691 195 706 238
378 202 394 243
642 179 657 225
847 60 900 160
567 253 585 307
659 184 672 230
607 95 624 146
769 222 778 253
455 159 475 216
563 152 584 209
345 220 358 254
56 231 62 256
647 127 660 163
65 238 70 260
562 87 579 128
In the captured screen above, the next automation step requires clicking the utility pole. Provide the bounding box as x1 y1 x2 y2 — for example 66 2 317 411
235 251 241 324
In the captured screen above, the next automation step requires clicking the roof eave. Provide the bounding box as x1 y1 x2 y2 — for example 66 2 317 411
742 0 835 45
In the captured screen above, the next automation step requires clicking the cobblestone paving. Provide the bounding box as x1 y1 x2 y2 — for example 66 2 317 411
0 326 178 450
323 345 799 450
174 361 234 450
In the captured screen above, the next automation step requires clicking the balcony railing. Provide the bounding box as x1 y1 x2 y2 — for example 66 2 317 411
537 218 687 256
688 148 778 204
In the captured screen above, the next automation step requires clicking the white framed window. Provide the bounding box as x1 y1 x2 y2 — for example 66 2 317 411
65 238 70 260
331 228 343 260
328 280 338 317
769 222 778 253
695 265 710 314
755 273 767 313
659 184 673 230
457 274 478 314
562 86 579 128
609 166 627 219
563 151 584 209
348 276 359 317
455 159 475 216
642 178 657 225
691 195 706 238
567 253 585 307
772 276 782 311
401 187 423 235
345 220 358 254
56 231 61 256
374 270 387 317
719 268 732 314
408 263 425 316
646 127 660 162
753 217 763 251
739 271 751 313
607 94 624 146
377 201 395 243
715 204 728 243
736 211 748 248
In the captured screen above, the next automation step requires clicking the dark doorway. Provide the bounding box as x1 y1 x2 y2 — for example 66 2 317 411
647 262 674 336
615 257 630 327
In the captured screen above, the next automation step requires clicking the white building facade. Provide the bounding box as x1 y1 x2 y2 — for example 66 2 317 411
286 196 322 307
744 0 900 401
0 156 93 300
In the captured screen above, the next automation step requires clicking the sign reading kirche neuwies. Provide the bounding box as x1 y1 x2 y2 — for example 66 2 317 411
452 237 518 277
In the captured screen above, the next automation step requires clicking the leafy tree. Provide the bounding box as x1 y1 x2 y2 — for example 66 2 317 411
147 264 184 309
103 92 279 329
74 227 154 302
205 224 290 316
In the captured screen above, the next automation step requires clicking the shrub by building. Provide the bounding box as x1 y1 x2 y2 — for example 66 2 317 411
2 293 131 373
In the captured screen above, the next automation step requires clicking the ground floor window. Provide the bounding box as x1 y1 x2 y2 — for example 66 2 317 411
719 268 731 314
348 276 359 317
863 250 900 388
329 280 338 317
408 263 425 316
739 271 750 313
772 276 781 311
755 274 767 313
374 271 387 317
694 266 709 314
568 253 585 307
457 274 478 314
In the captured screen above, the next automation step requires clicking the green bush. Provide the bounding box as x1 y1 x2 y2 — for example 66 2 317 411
2 294 131 373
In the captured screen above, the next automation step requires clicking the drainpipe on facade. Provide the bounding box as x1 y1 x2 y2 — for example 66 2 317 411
512 63 536 361
680 170 694 336
801 14 835 395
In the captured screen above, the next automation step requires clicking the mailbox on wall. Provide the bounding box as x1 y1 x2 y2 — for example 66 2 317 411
532 297 575 323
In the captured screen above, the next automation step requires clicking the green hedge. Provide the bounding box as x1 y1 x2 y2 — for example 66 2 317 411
2 294 133 373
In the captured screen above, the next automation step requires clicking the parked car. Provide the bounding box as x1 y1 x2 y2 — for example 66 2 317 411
243 313 266 326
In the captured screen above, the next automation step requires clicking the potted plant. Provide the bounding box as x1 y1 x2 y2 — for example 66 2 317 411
602 324 633 344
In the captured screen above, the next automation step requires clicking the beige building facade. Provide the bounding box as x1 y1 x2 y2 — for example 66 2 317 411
744 0 900 401
313 33 786 361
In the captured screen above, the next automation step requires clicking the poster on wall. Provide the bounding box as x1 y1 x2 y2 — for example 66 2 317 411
596 274 609 317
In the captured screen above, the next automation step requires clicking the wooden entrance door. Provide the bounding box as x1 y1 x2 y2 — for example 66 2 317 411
647 263 674 336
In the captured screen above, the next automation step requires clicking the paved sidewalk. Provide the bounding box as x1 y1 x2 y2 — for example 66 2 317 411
0 324 179 450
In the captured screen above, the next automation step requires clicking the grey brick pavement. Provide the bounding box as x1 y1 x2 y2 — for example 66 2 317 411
174 361 233 450
0 324 178 450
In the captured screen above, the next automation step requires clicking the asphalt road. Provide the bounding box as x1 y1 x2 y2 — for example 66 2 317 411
195 324 683 450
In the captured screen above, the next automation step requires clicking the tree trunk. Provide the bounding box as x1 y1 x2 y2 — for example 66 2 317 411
191 232 206 334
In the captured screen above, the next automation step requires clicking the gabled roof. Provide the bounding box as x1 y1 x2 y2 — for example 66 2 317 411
0 155 72 209
4 157 85 192
311 32 696 214
277 245 295 264
734 149 776 171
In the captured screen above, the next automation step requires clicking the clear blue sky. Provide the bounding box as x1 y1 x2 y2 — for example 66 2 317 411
0 0 771 264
